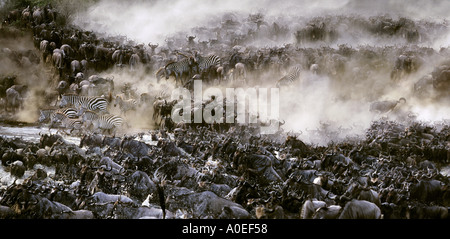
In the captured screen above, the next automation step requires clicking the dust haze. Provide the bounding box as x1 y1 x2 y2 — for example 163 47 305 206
69 0 450 144
2 1 449 144
0 31 53 124
73 0 450 45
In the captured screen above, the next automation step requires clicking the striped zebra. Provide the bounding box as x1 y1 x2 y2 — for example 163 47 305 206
162 57 195 86
113 95 138 116
51 112 84 135
276 65 301 88
81 110 124 135
194 53 221 73
39 107 78 125
59 93 108 113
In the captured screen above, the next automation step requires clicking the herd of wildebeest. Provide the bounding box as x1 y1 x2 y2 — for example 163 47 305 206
0 4 449 219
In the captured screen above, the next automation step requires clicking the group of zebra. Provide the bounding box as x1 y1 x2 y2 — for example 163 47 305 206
158 50 302 88
39 94 124 135
156 52 222 87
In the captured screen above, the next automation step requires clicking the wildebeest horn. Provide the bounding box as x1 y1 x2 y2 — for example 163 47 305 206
326 191 336 200
343 160 350 167
29 197 39 205
153 166 162 181
261 196 272 204
101 164 113 171
25 179 33 188
119 167 126 175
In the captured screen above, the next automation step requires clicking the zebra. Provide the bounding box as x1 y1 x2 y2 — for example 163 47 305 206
276 65 301 88
51 112 84 135
59 93 108 113
114 94 138 116
162 57 195 86
81 110 124 135
192 53 221 84
39 107 78 124
194 53 221 73
39 108 55 123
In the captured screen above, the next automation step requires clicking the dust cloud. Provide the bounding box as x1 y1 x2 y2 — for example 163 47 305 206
0 30 55 124
73 0 450 45
33 1 450 143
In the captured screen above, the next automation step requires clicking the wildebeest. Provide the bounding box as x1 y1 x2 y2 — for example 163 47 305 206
300 199 327 219
369 97 406 115
314 199 381 219
5 87 23 113
409 179 444 204
52 48 65 76
128 171 157 201
129 53 141 71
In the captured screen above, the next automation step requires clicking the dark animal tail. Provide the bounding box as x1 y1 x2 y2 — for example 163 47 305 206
156 183 166 219
155 67 164 83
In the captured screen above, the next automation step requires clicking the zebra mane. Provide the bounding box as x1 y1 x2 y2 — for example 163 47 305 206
175 51 193 59
81 109 98 115
62 93 78 96
155 67 164 74
164 61 177 67
53 111 67 117
40 106 59 110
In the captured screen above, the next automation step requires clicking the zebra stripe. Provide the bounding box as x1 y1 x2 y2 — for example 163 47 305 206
164 57 194 85
59 94 108 112
52 112 83 132
39 107 78 123
95 114 124 129
114 95 137 115
39 109 53 123
58 107 78 118
195 54 221 72
276 65 301 87
81 110 99 122
81 110 123 133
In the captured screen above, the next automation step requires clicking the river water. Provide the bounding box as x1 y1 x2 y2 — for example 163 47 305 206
0 125 81 145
